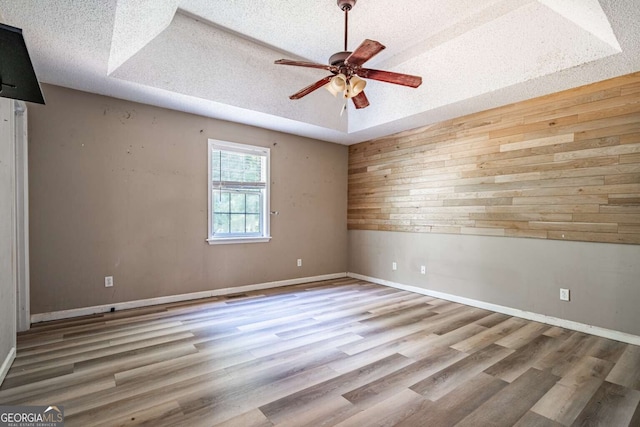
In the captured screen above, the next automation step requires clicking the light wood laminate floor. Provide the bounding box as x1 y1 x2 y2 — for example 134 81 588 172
1 278 639 426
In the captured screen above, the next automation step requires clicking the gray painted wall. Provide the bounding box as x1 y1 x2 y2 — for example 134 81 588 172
349 229 640 336
0 97 17 382
28 85 348 314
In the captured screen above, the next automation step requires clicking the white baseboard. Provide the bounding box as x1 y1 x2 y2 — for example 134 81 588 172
0 346 16 386
31 273 348 324
348 272 640 346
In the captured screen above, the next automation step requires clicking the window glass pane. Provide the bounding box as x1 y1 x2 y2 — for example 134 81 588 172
212 149 263 183
214 213 230 234
212 190 262 235
244 155 262 182
230 214 245 233
213 191 230 213
230 193 246 213
246 193 261 214
246 214 260 233
226 152 244 181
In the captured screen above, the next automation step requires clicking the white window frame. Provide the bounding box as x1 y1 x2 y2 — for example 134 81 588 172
207 139 271 245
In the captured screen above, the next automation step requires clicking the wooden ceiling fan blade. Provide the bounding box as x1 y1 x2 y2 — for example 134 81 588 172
359 68 422 88
345 39 385 67
352 91 369 109
275 59 336 72
289 76 333 99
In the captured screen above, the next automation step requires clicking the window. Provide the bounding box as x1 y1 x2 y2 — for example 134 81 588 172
207 139 271 244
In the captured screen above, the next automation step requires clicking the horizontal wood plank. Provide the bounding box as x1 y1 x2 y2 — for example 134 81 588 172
348 72 640 244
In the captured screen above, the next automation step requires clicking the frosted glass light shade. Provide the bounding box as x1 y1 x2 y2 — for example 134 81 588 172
330 74 347 92
350 75 366 96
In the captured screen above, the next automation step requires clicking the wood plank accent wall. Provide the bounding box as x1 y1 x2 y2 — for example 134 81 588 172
348 72 640 244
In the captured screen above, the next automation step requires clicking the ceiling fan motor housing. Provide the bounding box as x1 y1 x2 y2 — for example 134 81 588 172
329 51 355 78
337 0 356 11
329 51 351 67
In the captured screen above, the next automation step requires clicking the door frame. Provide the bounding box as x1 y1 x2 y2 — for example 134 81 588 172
14 101 29 332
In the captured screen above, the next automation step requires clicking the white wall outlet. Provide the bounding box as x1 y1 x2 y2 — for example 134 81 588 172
105 276 114 287
560 288 570 301
420 265 426 274
297 259 302 267
392 262 397 271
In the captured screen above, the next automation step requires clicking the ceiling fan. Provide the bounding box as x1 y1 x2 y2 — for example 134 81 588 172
274 0 422 109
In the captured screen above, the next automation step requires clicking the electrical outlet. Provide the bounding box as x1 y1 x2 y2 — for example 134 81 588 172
297 259 302 267
420 265 426 274
392 262 397 271
105 276 114 287
560 288 570 301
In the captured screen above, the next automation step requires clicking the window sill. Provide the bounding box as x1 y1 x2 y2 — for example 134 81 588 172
206 236 271 245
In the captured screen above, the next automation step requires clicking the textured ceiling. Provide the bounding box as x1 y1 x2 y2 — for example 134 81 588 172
0 0 639 144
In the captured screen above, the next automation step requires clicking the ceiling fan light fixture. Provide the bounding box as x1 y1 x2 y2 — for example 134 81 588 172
327 73 347 97
325 83 340 97
325 73 367 99
326 74 367 99
349 75 366 97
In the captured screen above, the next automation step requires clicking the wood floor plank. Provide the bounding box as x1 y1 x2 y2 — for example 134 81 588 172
571 381 640 426
484 335 563 382
332 388 426 427
398 323 486 359
0 367 115 404
410 344 514 400
513 411 564 427
629 402 640 427
396 372 507 427
451 316 528 353
113 347 254 387
7 376 116 407
2 363 74 390
214 408 274 427
1 279 638 427
559 355 615 388
543 326 574 340
474 312 511 328
268 395 357 427
534 332 599 376
178 365 341 425
532 381 603 425
342 346 467 408
527 354 616 425
259 353 413 424
326 329 434 374
493 321 550 349
606 344 640 390
455 368 559 427
91 400 185 427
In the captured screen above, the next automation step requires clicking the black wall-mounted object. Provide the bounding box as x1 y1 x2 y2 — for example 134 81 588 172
0 22 45 104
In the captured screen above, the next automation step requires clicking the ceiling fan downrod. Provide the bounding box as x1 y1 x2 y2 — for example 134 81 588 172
338 0 356 51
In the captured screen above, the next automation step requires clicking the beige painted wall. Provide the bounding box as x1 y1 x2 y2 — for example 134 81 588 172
0 97 17 381
349 230 640 336
28 84 348 314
